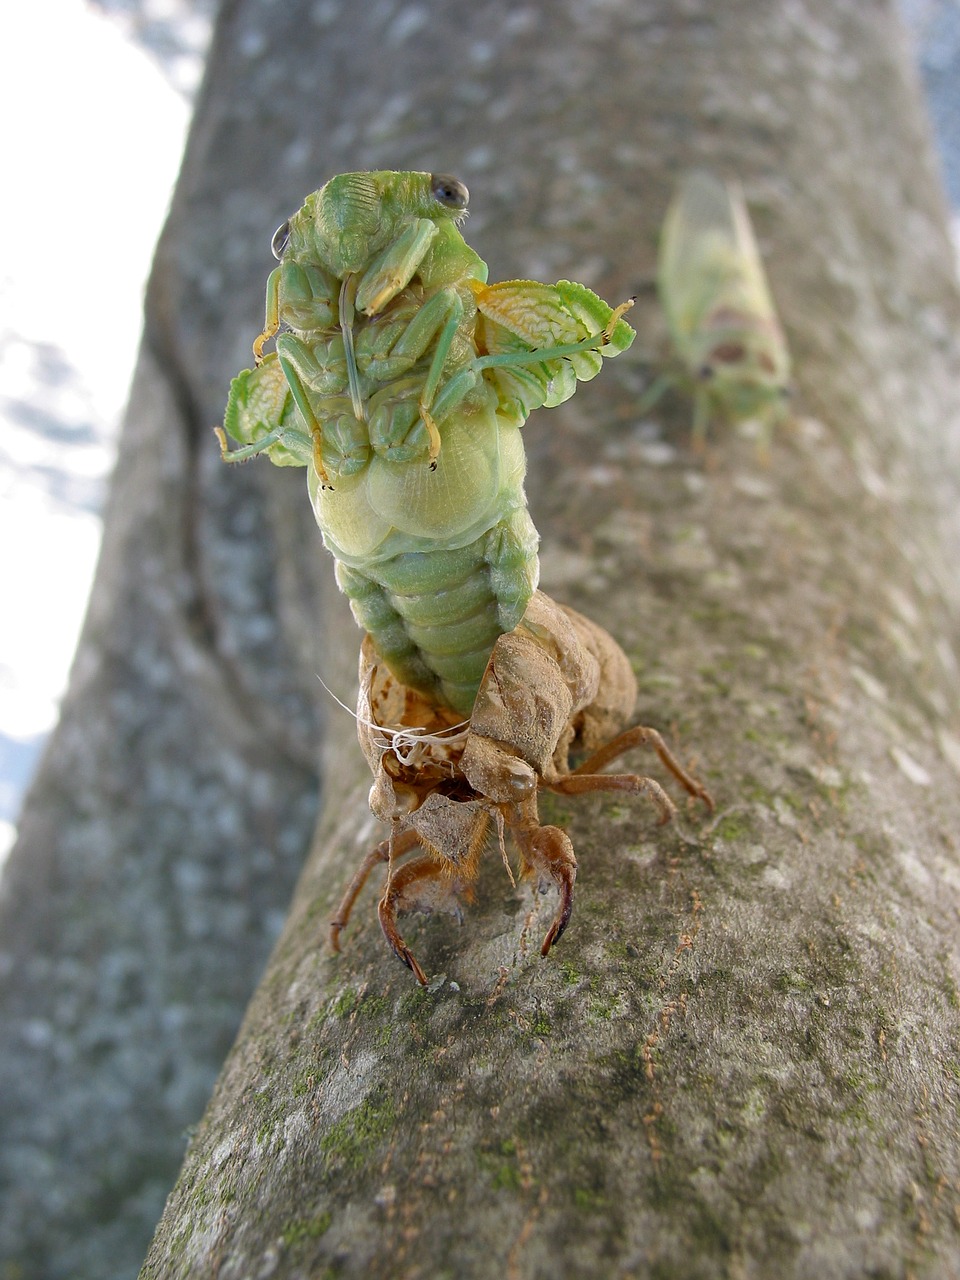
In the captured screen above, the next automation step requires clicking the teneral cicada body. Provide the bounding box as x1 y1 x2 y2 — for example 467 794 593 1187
219 171 635 714
645 171 792 445
330 592 713 985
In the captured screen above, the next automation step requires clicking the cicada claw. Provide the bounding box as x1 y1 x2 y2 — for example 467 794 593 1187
516 824 577 957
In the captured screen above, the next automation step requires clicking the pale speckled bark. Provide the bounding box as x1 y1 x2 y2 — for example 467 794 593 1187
8 0 960 1277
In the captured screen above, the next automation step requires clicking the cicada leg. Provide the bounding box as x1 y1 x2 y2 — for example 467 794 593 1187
337 273 365 423
416 297 464 465
552 724 715 814
273 346 334 487
602 297 635 343
214 424 287 463
377 853 463 987
547 770 678 825
253 266 282 364
361 288 467 467
419 403 442 466
507 818 578 956
328 825 420 954
311 431 332 488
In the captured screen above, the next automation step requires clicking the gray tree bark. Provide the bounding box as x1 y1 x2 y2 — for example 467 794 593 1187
5 0 960 1277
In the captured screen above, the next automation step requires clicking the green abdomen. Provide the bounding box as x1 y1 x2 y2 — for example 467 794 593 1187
335 510 539 714
308 398 538 715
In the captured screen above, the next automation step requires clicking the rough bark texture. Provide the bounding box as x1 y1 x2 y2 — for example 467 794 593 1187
5 0 960 1277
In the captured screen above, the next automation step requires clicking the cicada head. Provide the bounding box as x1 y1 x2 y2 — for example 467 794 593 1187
694 316 791 415
277 171 472 277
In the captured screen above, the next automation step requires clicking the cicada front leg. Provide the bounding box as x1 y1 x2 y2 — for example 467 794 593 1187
332 805 491 987
253 266 282 364
354 216 441 315
254 254 340 363
503 799 579 957
359 287 472 466
376 808 490 986
377 854 455 987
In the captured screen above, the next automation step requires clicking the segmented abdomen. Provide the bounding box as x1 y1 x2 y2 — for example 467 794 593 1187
309 395 538 715
335 508 539 714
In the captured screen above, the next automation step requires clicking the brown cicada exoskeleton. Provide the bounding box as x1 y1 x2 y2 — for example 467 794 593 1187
330 592 713 984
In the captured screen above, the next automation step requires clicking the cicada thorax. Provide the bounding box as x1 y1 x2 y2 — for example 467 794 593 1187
352 284 486 466
273 279 481 479
299 288 539 717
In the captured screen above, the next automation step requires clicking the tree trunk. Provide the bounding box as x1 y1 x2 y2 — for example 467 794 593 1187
8 0 960 1277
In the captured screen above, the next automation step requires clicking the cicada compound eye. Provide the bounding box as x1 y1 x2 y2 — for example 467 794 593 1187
430 174 469 211
271 220 291 260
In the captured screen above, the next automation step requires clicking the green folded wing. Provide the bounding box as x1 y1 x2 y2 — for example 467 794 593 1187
472 278 635 420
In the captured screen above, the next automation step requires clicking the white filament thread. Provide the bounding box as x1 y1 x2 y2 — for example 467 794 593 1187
315 673 470 763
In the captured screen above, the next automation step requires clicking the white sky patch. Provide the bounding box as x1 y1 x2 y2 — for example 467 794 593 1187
0 0 195 862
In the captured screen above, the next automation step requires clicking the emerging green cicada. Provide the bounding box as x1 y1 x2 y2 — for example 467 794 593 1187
219 170 711 983
220 170 635 715
641 171 792 445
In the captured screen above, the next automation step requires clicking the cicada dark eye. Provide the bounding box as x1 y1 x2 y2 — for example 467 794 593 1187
271 220 291 259
430 174 469 211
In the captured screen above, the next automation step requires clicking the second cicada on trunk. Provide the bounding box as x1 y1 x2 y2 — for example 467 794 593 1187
642 171 792 445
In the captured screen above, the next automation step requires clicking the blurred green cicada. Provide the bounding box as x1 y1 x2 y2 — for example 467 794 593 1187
641 171 792 445
218 170 635 716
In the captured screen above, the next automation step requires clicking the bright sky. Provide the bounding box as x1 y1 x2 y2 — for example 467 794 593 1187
0 0 201 861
